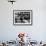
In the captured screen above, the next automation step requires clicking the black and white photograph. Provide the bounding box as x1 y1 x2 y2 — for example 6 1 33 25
13 10 32 25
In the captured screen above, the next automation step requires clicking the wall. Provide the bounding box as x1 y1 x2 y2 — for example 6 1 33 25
0 0 46 42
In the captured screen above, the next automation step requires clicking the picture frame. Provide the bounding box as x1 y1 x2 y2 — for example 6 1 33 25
13 10 33 26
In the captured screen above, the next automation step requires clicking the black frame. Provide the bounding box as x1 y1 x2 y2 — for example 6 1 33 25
13 10 33 26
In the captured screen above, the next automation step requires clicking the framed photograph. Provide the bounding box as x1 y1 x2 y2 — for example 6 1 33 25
13 10 33 25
